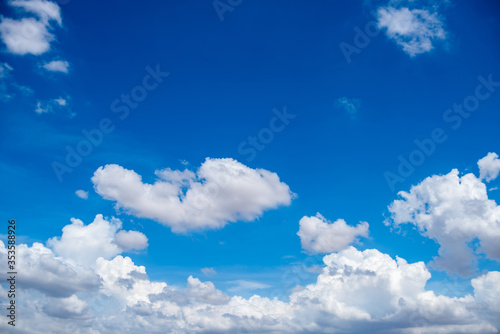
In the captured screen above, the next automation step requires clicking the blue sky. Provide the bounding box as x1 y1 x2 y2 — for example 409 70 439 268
1 0 500 333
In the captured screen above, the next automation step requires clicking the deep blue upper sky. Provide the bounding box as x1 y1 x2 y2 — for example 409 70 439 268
1 0 500 295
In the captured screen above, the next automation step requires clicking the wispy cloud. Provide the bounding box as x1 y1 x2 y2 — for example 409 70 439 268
335 97 361 118
35 96 72 116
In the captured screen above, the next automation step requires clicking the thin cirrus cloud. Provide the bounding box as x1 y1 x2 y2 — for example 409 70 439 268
297 213 369 254
334 97 361 118
376 3 447 57
0 0 63 55
0 62 33 100
386 152 500 276
91 158 295 233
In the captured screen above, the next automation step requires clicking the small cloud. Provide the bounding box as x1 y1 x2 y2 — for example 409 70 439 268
335 97 361 118
75 190 88 199
478 152 500 182
227 280 271 293
201 267 217 276
35 96 72 116
43 60 69 73
179 159 189 166
377 6 447 57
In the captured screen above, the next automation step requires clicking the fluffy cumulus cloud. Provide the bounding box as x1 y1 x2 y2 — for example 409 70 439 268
478 152 500 182
92 158 294 233
1 236 499 334
297 213 369 254
47 214 148 267
42 59 69 73
377 2 447 57
0 0 63 55
386 153 500 276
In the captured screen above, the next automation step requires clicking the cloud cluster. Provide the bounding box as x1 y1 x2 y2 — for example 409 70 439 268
35 96 71 115
377 3 447 56
1 233 499 333
0 0 63 55
297 213 369 254
386 153 500 276
92 158 294 233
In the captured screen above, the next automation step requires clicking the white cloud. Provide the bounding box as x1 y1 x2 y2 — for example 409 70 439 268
47 214 148 267
201 267 217 275
43 295 89 319
9 242 101 297
0 0 62 55
335 97 361 118
115 230 149 251
10 0 62 25
478 152 500 182
43 59 69 73
1 236 500 333
75 189 88 199
0 17 53 55
35 96 71 114
297 213 369 254
377 6 446 56
387 164 500 276
92 158 294 233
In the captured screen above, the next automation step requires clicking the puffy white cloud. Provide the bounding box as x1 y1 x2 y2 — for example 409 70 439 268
0 17 53 55
43 295 89 319
42 59 69 73
297 213 369 254
92 158 294 233
14 242 101 297
478 152 500 182
1 236 500 333
387 167 500 276
377 6 446 56
0 0 62 55
334 97 361 118
115 230 149 251
47 214 148 267
96 255 167 306
75 189 88 199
